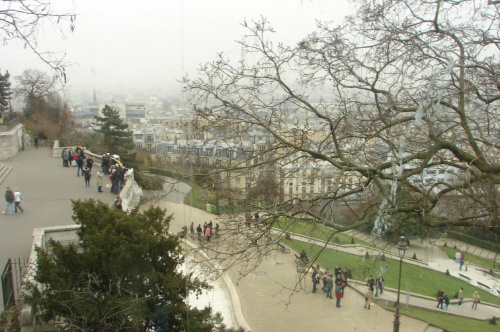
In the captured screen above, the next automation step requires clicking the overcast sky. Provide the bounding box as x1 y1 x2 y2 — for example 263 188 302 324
0 0 352 98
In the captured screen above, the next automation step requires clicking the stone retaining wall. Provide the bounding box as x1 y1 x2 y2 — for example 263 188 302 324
0 124 24 160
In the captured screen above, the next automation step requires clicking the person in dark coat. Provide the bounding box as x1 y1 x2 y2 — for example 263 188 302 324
335 276 345 308
86 155 94 172
114 196 123 211
3 187 15 215
437 290 445 309
76 155 84 176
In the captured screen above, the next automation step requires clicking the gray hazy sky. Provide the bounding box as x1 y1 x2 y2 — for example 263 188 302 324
0 0 351 97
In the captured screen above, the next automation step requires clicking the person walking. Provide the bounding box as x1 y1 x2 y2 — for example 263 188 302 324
335 277 345 308
3 187 15 215
311 269 319 293
465 260 469 271
86 155 94 172
83 166 92 187
326 274 333 299
61 148 68 167
205 225 211 241
76 154 84 176
367 275 375 293
190 222 195 238
196 224 202 241
14 189 23 213
472 291 480 310
443 294 450 311
34 136 39 149
437 290 444 309
458 288 464 305
364 287 373 309
459 258 464 270
96 170 103 192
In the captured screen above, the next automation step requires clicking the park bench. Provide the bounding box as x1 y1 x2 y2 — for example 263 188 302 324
459 273 472 281
477 281 492 290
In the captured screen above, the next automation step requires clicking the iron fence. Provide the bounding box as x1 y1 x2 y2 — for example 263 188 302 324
1 257 35 311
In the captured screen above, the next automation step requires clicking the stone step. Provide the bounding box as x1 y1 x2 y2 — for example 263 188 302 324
0 163 12 187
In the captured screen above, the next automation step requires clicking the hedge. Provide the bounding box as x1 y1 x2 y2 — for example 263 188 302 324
447 231 500 253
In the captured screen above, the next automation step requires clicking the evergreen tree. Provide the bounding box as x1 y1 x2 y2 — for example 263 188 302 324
95 104 133 155
27 200 233 332
0 70 12 114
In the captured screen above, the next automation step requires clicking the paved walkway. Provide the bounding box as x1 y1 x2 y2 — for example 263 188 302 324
145 200 430 332
1 147 497 331
0 147 116 306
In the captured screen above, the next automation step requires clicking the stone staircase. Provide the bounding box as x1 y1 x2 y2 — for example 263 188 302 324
0 163 12 186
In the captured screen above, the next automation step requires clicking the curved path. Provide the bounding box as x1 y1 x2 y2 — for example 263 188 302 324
0 147 488 331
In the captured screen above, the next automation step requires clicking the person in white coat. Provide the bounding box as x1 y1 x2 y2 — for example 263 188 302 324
14 189 23 213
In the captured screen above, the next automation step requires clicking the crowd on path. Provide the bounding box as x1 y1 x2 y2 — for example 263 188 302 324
309 259 355 309
185 220 220 242
60 144 128 211
4 144 129 215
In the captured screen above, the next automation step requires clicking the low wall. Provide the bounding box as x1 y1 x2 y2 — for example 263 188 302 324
0 124 24 160
21 225 80 332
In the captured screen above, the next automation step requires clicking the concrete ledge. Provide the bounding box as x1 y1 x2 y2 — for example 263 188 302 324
0 124 24 160
184 238 252 332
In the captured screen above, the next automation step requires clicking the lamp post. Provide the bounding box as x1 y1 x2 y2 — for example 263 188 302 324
393 236 408 332
215 159 220 215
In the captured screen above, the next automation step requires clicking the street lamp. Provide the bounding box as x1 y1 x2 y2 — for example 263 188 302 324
393 236 408 332
215 159 221 215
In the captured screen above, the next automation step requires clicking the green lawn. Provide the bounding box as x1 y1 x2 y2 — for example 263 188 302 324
399 307 500 332
273 220 374 248
440 246 499 271
285 240 500 305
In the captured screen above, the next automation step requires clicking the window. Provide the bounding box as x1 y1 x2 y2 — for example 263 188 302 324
289 187 293 194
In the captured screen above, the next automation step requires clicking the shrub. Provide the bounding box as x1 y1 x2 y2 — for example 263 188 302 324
445 269 450 276
364 251 370 259
489 316 497 325
334 236 340 244
447 231 500 253
412 253 417 260
351 237 355 244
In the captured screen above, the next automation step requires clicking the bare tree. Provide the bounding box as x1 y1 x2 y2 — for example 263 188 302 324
1 0 76 80
14 69 54 99
185 0 500 254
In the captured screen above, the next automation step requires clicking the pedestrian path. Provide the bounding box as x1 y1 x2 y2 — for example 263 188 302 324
147 200 430 332
275 230 500 319
0 147 116 306
2 147 497 331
